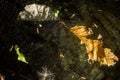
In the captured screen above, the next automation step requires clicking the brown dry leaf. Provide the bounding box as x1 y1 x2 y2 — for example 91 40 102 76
99 48 119 66
70 26 119 66
86 40 104 61
70 26 93 37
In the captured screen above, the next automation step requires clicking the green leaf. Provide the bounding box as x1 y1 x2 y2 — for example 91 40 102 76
14 45 28 64
54 9 59 17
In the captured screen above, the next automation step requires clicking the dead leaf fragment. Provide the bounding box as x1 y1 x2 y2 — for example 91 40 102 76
70 26 118 66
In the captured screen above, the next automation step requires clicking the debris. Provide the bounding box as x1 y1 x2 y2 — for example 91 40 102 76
9 45 14 52
93 23 98 28
97 34 103 39
37 67 55 80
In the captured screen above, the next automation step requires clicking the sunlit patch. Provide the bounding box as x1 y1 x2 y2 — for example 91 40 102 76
70 26 118 66
37 67 55 80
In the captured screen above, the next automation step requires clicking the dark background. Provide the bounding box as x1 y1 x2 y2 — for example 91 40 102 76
0 0 120 80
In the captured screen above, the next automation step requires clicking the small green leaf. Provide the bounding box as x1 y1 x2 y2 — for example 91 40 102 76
14 45 28 64
54 9 59 17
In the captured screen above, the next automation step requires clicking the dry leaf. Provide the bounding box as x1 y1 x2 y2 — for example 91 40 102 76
70 26 93 37
99 48 119 66
70 26 118 66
